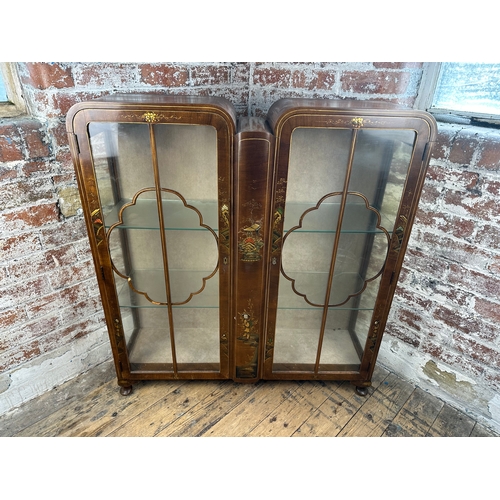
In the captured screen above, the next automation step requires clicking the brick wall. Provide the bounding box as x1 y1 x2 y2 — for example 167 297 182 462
1 62 499 431
380 122 500 429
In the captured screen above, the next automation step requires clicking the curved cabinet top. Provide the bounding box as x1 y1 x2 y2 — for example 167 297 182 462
66 93 237 134
266 98 437 141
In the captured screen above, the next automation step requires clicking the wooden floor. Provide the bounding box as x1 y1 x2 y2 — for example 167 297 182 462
0 361 497 437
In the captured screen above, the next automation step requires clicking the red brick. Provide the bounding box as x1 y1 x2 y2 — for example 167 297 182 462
472 223 500 248
0 315 100 372
341 70 411 95
291 70 308 88
484 369 500 392
0 276 52 309
191 65 231 86
231 63 251 84
425 163 448 182
52 173 76 186
48 259 95 290
0 306 27 331
433 305 498 343
403 247 450 277
421 339 485 378
56 150 75 171
0 341 41 372
483 179 500 196
443 190 497 221
452 171 480 191
0 124 24 162
418 182 441 204
449 264 500 298
23 63 74 90
140 64 189 87
250 88 306 117
58 316 104 344
0 312 60 353
415 208 475 240
75 63 137 87
60 295 102 324
7 244 78 280
422 232 491 267
73 239 93 261
393 287 433 311
17 120 51 158
453 334 500 368
0 177 55 211
475 297 500 324
373 62 423 69
0 164 18 182
21 160 56 178
396 307 422 331
431 129 456 161
385 322 422 348
48 120 69 150
25 282 89 320
0 202 59 231
253 67 293 88
311 70 336 90
40 218 88 248
487 255 500 275
477 137 500 170
0 232 42 262
449 129 481 165
49 91 107 118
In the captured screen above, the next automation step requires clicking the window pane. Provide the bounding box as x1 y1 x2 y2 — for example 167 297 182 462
432 63 500 115
0 73 8 102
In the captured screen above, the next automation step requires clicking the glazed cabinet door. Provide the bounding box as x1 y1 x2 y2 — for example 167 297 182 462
264 101 436 387
67 97 236 390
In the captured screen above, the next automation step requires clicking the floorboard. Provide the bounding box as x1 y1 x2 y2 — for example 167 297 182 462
383 388 444 437
0 361 498 438
426 404 477 437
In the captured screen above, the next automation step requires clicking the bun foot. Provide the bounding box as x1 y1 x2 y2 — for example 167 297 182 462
355 385 369 397
119 385 133 396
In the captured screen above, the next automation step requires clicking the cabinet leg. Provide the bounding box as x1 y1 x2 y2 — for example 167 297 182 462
355 385 369 397
119 385 133 396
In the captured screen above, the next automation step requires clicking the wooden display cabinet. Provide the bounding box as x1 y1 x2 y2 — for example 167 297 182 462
66 94 436 396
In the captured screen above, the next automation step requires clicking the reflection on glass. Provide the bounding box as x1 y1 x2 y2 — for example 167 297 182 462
88 122 220 370
273 127 415 372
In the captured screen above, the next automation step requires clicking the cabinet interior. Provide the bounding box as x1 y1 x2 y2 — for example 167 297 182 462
89 122 221 370
271 126 416 371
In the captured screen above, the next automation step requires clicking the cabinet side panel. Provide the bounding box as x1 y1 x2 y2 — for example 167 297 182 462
68 114 133 389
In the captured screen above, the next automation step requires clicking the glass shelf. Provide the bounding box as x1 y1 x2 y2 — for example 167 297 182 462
115 269 219 308
282 202 393 234
102 198 219 231
277 271 378 309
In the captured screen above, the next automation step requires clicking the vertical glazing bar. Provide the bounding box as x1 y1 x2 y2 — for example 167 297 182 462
149 124 178 373
314 128 359 373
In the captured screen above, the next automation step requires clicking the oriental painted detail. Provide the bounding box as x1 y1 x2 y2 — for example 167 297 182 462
238 222 264 262
235 301 260 379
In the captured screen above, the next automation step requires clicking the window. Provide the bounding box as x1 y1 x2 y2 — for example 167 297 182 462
0 72 8 101
415 63 500 126
0 63 27 117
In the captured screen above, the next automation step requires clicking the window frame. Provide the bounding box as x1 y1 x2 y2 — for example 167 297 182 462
414 62 500 126
0 63 27 118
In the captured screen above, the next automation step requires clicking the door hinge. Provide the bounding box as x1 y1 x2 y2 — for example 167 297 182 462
422 142 430 161
70 133 81 154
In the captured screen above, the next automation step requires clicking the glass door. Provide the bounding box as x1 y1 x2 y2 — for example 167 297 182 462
269 125 416 374
88 120 225 374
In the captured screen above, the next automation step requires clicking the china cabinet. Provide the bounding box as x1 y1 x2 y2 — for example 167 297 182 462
66 94 436 395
